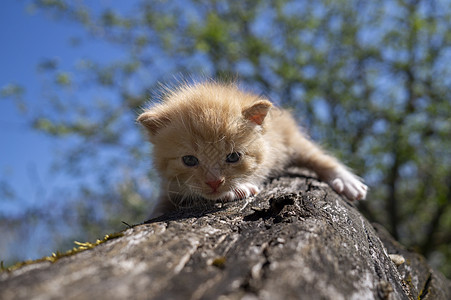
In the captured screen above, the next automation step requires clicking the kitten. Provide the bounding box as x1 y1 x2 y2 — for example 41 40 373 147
138 81 367 216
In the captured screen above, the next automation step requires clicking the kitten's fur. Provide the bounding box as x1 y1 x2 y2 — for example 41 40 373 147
138 81 367 216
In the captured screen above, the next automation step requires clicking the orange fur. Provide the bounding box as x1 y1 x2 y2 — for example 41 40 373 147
138 81 367 216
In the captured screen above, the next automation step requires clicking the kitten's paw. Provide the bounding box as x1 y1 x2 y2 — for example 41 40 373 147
223 183 260 202
327 168 367 201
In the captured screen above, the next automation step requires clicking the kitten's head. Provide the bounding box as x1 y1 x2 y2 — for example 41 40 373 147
138 82 272 206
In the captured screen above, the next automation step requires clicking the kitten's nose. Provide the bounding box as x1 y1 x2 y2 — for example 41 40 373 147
206 179 224 191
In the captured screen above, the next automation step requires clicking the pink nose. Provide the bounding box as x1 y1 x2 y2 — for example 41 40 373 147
206 179 224 191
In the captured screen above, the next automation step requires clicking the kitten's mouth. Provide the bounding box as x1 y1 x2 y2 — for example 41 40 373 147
207 191 220 195
205 190 223 197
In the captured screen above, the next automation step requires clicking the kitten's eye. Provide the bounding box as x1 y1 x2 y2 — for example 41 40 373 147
225 152 241 163
182 155 199 167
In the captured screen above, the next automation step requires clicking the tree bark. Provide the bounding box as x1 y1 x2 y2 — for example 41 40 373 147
1 169 450 300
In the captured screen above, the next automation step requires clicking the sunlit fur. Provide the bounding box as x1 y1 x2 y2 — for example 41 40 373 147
138 80 367 216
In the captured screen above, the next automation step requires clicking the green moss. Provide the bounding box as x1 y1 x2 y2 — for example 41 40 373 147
405 274 412 285
1 232 124 273
211 256 227 269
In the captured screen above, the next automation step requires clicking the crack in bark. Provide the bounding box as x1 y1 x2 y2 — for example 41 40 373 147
418 273 432 300
243 195 294 222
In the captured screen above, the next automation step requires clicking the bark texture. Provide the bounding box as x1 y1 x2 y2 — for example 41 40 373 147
1 169 450 300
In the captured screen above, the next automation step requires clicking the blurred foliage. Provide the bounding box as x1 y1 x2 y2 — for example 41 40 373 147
1 0 450 277
1 84 27 113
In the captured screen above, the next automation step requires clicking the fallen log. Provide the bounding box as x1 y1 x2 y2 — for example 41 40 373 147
1 169 450 299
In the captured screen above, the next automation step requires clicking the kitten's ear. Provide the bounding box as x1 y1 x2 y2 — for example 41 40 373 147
242 100 272 125
137 110 170 135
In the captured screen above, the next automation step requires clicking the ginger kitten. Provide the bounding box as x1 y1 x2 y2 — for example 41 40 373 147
138 81 367 216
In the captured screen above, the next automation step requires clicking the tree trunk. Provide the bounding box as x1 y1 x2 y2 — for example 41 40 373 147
1 169 450 300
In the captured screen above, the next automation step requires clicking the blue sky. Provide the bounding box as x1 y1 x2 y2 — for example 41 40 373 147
0 1 74 213
0 1 131 215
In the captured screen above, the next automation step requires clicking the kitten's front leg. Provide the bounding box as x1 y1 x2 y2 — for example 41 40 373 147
324 166 368 201
223 183 260 202
292 136 368 201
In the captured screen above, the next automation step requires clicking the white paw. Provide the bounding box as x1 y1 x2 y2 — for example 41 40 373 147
222 183 260 202
327 167 368 201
